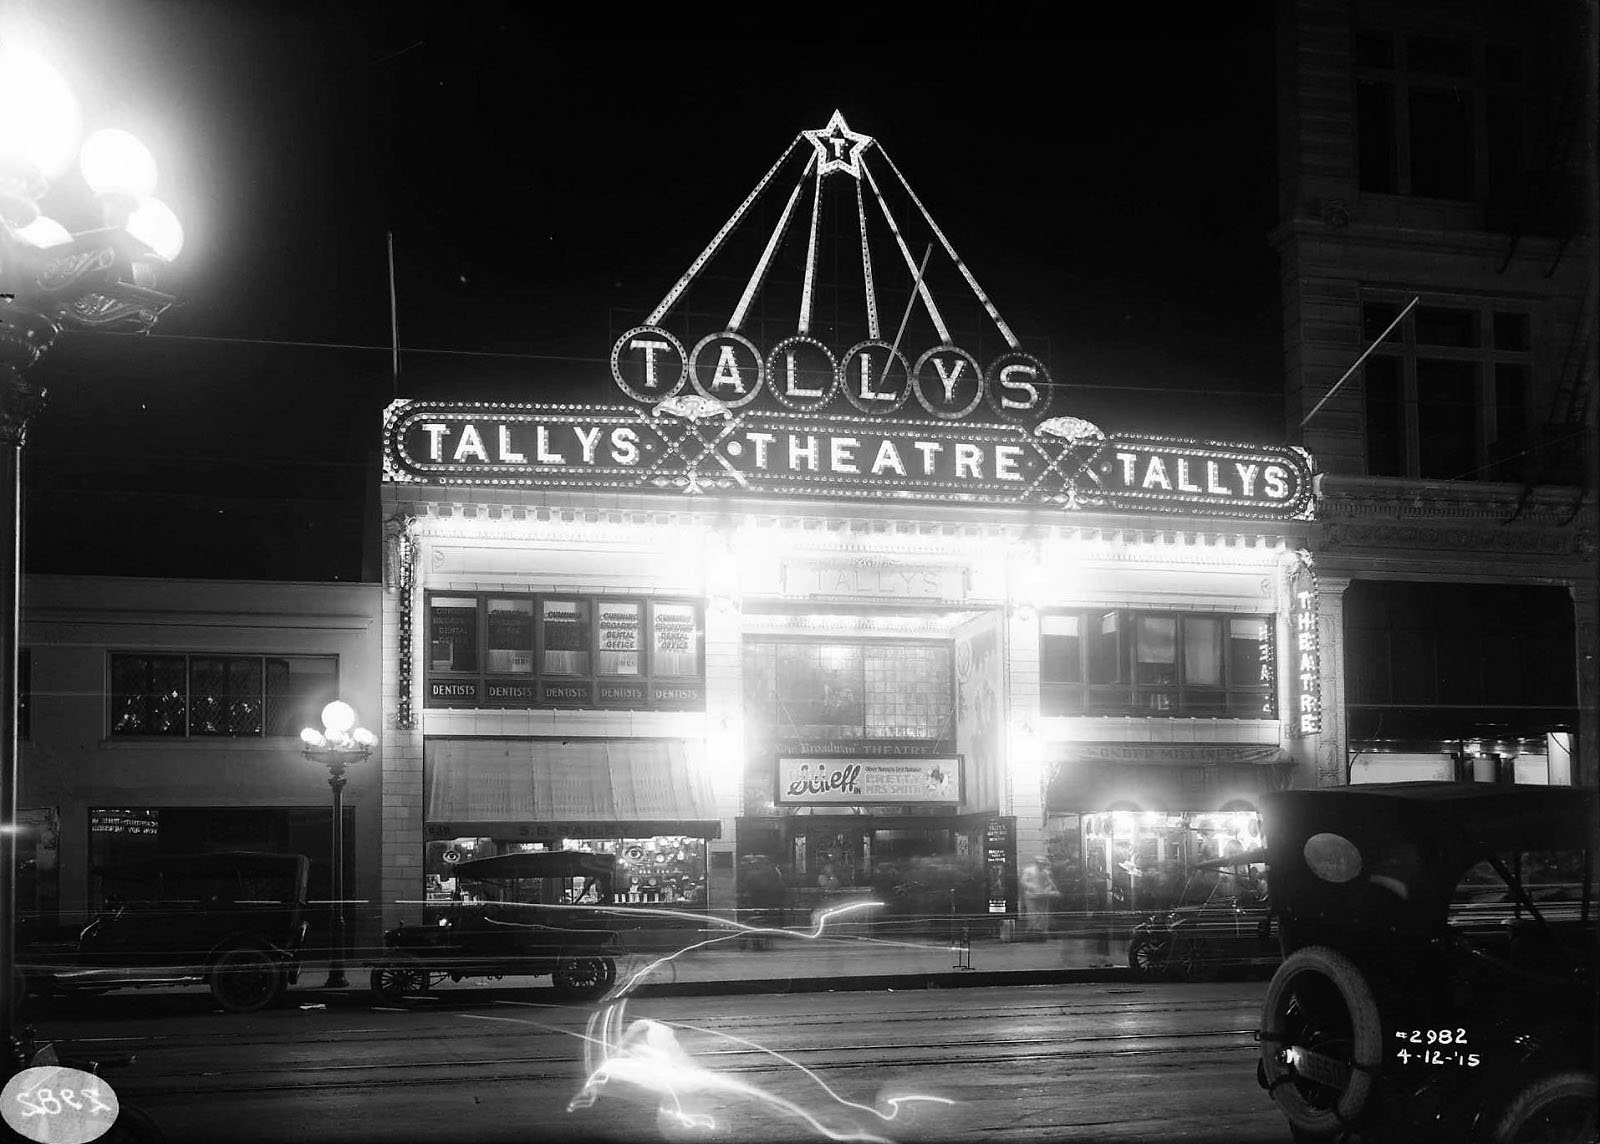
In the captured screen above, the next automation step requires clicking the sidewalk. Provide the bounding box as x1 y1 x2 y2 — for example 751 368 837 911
292 923 1139 1003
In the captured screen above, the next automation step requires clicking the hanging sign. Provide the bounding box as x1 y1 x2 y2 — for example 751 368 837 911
382 401 1314 521
1286 553 1321 737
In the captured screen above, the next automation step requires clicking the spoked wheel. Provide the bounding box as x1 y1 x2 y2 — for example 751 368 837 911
1128 936 1170 981
370 954 437 1005
1258 946 1383 1138
553 955 616 1001
1170 936 1220 982
209 944 288 1013
1488 1071 1598 1144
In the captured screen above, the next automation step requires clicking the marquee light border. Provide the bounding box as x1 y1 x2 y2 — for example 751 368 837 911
382 398 1316 523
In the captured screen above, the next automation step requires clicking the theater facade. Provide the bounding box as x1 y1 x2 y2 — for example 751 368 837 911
375 113 1324 924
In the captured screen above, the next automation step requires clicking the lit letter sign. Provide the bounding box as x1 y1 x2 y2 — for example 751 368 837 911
1285 553 1321 737
383 401 1315 522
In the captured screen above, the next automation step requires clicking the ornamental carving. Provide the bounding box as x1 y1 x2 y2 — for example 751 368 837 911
1321 521 1583 556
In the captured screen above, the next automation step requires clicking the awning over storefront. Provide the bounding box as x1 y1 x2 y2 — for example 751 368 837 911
425 737 721 839
1044 742 1288 814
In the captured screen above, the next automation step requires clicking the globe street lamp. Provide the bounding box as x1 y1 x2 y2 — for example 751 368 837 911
301 701 374 989
0 44 184 1048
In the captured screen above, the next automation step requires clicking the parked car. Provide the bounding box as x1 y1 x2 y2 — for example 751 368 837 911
1253 782 1596 1143
1127 855 1276 981
18 851 310 1014
371 850 623 1003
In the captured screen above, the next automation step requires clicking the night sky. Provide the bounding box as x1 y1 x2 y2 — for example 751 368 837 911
15 2 1281 582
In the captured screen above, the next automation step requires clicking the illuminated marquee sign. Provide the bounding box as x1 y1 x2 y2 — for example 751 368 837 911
1286 553 1321 737
775 756 963 805
381 400 1315 521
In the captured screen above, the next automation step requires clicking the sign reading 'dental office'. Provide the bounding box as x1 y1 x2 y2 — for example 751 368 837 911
383 402 1314 521
776 756 963 805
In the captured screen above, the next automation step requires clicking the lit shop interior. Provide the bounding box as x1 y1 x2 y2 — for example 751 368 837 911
423 835 709 911
1043 808 1265 913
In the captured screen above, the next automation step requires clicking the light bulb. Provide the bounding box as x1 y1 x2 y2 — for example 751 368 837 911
14 215 71 247
321 700 356 735
79 129 158 198
124 195 183 260
0 45 81 180
300 728 326 748
353 727 376 747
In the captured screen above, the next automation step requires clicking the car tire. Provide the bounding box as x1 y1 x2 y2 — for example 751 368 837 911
370 954 432 1005
553 955 616 1001
1170 936 1220 983
209 944 288 1014
1487 1070 1597 1144
1128 936 1170 980
1259 945 1383 1138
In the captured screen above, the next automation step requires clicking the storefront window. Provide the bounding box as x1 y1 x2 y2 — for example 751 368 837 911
430 596 479 673
109 653 337 738
1042 610 1275 719
597 601 643 675
542 599 592 675
1078 809 1264 912
745 640 954 743
423 834 707 909
651 602 701 677
485 598 534 674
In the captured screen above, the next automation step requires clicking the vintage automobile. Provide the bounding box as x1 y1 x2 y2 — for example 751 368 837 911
18 851 310 1014
371 849 623 1003
1127 855 1276 981
1253 782 1597 1143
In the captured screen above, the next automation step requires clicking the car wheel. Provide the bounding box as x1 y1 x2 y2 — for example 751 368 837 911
370 954 432 1005
209 945 287 1014
1258 945 1383 1138
1170 936 1219 982
553 955 616 1001
1128 936 1170 980
1488 1070 1597 1144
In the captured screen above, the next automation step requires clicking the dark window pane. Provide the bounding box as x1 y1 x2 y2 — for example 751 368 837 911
1485 95 1524 209
429 596 479 672
1227 618 1270 691
1354 30 1394 68
1347 629 1391 704
1407 35 1472 76
1409 87 1474 199
485 598 535 674
1227 690 1274 718
1357 83 1398 193
1492 312 1529 351
541 599 592 676
190 656 262 736
1041 613 1083 684
1484 44 1523 83
1182 618 1222 686
1415 307 1479 347
1416 359 1480 479
265 656 338 737
1362 303 1403 343
1088 611 1122 684
110 654 186 736
1494 364 1528 443
1136 617 1176 684
1364 355 1405 476
1391 629 1435 703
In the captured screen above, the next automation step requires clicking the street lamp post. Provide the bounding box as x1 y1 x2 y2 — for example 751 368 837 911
0 45 185 1053
301 700 374 989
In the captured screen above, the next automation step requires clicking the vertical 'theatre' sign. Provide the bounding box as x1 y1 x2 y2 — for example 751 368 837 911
1286 554 1321 737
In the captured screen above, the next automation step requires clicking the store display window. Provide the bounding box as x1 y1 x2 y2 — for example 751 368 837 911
429 596 479 673
485 598 534 674
424 835 708 910
1077 809 1264 912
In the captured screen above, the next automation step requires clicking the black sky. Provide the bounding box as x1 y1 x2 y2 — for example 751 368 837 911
16 2 1282 581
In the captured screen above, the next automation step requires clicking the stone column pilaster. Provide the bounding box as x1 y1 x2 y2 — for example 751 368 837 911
1005 607 1046 863
1571 580 1598 789
701 597 743 916
1313 575 1351 788
380 521 426 931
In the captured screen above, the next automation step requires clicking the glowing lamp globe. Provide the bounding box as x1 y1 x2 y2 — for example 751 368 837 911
352 727 376 747
79 128 158 198
321 701 357 736
124 196 183 261
13 215 71 248
0 45 82 181
300 728 326 749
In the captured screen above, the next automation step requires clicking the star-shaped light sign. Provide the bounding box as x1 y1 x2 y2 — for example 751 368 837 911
804 110 873 178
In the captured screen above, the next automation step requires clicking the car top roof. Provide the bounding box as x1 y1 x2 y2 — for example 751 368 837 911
1262 782 1597 850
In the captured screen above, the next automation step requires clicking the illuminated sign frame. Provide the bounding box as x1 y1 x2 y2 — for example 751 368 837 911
1286 552 1321 737
382 399 1315 522
775 756 963 805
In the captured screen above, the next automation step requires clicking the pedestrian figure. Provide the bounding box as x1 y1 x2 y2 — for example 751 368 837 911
1021 854 1059 937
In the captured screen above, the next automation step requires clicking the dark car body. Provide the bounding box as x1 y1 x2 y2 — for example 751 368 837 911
1128 857 1277 981
1253 782 1597 1143
19 851 310 1013
373 850 623 1003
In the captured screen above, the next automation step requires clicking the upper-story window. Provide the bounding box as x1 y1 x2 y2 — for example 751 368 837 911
109 653 338 738
425 593 704 710
1354 26 1529 204
1040 610 1275 719
1362 300 1532 481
